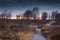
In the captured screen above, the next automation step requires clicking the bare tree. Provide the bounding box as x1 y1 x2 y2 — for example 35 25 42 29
16 15 20 19
51 11 58 20
24 10 33 19
42 12 48 20
1 9 12 19
7 10 12 19
2 9 8 19
32 7 39 19
55 13 60 22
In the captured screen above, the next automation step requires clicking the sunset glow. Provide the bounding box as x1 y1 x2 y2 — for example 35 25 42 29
11 17 17 19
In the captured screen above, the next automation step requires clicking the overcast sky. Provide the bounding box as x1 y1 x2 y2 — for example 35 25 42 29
0 0 60 16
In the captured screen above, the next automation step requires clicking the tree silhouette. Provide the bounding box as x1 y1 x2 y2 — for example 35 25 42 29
32 7 39 19
2 9 7 19
42 12 48 20
51 11 58 20
16 15 20 19
8 10 12 19
24 10 33 19
1 9 12 19
55 13 60 21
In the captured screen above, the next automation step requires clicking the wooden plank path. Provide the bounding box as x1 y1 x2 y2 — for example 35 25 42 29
32 28 46 40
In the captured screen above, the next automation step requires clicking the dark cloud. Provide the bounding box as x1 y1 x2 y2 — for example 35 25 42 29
0 0 60 9
0 0 60 15
0 0 60 6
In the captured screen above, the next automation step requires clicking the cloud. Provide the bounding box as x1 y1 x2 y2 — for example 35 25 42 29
0 0 60 8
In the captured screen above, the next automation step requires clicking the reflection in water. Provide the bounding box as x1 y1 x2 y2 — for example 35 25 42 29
32 28 46 40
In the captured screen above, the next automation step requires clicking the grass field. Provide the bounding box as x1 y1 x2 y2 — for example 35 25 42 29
0 19 58 40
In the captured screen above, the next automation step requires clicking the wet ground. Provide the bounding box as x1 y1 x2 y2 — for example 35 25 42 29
32 28 46 40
